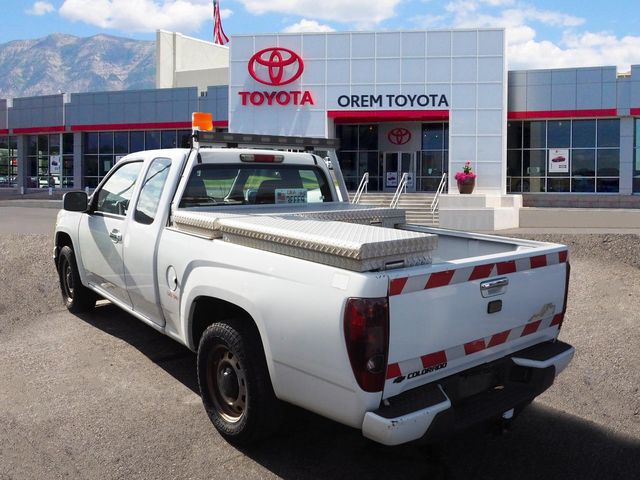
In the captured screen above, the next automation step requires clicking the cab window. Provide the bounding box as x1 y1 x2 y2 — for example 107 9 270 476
134 158 172 224
179 164 332 207
94 162 143 215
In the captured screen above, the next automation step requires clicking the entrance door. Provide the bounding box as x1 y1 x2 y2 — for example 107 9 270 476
383 152 415 192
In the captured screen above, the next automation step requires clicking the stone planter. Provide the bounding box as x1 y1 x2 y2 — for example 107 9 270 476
457 178 475 194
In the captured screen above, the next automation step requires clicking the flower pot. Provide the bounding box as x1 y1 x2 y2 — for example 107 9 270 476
457 178 475 194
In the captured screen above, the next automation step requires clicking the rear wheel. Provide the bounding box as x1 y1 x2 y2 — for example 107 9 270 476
197 318 281 445
57 245 97 313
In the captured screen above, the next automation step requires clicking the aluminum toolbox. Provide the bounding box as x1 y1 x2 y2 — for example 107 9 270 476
172 208 436 271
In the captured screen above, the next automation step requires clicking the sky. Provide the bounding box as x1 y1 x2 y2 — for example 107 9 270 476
3 0 640 71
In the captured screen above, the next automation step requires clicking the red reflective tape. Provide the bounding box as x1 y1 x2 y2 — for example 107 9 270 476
421 351 447 368
386 363 401 379
464 339 486 355
469 263 495 281
389 277 408 296
487 330 511 348
425 270 455 289
550 314 564 327
530 255 547 269
521 320 542 336
497 260 517 275
559 250 568 263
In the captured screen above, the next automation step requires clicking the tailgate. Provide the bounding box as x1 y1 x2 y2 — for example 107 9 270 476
383 247 568 399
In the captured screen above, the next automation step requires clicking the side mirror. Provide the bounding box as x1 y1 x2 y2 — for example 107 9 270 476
63 191 88 212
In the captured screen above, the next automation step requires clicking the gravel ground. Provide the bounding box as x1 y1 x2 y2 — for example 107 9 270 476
1 232 639 479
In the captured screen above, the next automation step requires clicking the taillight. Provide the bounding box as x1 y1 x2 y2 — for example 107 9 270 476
239 153 284 163
344 297 389 393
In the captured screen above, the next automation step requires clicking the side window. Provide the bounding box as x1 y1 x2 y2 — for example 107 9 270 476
95 162 143 215
134 158 172 225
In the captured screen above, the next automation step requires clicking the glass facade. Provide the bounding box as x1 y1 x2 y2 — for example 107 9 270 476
26 133 74 188
0 136 18 188
83 129 191 188
508 119 620 193
419 123 449 191
335 125 380 191
335 123 449 192
635 119 640 193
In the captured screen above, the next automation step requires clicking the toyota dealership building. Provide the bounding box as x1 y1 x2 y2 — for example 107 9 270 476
1 28 639 228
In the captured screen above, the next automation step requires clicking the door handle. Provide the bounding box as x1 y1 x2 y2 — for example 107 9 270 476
109 229 122 243
480 277 508 298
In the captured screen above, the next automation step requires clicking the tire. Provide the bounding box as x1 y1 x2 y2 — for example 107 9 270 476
57 245 97 313
197 318 282 445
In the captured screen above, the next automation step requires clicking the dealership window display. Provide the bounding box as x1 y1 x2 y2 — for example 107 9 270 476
419 123 449 192
508 119 620 193
83 130 191 187
0 136 18 188
335 125 379 191
25 133 74 189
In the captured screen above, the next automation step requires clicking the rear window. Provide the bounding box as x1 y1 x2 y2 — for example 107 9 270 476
179 164 333 207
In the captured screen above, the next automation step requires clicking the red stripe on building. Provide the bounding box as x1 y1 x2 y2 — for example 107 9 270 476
328 109 449 123
425 270 455 289
421 351 447 368
558 250 568 263
530 255 547 269
0 129 8 135
508 109 618 120
469 263 495 281
70 121 228 132
464 339 486 355
487 330 510 348
13 126 65 134
496 260 517 275
389 277 408 296
521 320 542 336
386 363 402 380
630 108 640 116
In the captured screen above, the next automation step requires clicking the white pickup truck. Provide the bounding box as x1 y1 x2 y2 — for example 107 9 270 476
54 130 574 446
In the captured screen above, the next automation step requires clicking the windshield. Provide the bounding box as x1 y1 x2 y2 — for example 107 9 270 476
179 163 333 208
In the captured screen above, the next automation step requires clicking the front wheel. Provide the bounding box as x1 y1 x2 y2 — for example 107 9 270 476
57 245 97 313
197 319 281 445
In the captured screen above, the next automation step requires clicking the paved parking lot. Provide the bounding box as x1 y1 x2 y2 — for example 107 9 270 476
1 208 639 479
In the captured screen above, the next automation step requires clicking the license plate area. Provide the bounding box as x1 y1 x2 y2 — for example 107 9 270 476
442 362 509 404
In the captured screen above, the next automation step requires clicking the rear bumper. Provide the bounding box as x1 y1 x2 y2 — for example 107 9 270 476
362 340 574 446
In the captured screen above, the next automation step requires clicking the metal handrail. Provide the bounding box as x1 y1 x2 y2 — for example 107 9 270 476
352 172 369 204
390 172 409 209
430 172 448 214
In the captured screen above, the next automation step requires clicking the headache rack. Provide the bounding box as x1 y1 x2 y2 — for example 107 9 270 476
193 130 340 151
191 130 349 202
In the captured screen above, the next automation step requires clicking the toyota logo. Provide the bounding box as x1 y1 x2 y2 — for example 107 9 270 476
388 128 412 145
248 47 304 86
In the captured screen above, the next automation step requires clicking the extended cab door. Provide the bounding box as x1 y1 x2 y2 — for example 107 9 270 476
78 160 144 307
123 155 177 327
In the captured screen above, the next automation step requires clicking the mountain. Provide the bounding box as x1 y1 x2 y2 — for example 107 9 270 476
0 33 155 99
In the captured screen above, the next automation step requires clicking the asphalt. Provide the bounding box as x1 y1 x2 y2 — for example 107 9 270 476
0 207 639 480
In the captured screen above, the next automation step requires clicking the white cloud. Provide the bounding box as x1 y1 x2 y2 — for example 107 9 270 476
236 0 400 25
26 1 54 15
509 32 640 71
283 19 335 33
417 0 640 71
59 0 232 33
